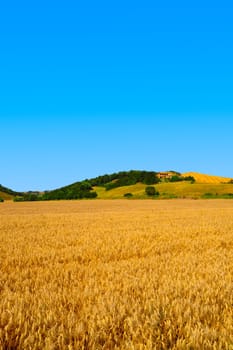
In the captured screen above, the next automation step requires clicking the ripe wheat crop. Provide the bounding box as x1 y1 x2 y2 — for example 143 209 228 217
0 200 233 349
182 172 231 184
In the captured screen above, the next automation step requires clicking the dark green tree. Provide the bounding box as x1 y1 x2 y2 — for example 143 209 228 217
145 186 159 196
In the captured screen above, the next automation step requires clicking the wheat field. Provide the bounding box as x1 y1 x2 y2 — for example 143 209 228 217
182 172 231 184
0 200 233 349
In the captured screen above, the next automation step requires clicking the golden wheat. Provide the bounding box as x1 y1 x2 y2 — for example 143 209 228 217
182 172 231 184
0 200 233 349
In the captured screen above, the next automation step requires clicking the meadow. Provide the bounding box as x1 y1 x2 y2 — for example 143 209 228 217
94 181 233 199
0 200 233 349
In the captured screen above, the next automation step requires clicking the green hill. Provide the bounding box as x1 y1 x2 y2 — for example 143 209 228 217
2 170 233 201
0 191 13 200
41 181 97 200
13 170 161 201
67 170 233 200
0 184 21 201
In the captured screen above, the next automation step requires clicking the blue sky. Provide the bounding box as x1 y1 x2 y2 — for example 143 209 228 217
1 1 233 191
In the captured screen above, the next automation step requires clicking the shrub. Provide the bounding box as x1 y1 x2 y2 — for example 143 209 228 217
145 186 159 196
124 193 133 198
0 197 4 202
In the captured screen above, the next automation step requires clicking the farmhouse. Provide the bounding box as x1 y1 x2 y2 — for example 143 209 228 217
157 171 178 179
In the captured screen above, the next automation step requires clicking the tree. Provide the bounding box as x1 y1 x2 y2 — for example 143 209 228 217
145 186 159 196
183 176 195 183
142 172 160 185
169 175 183 182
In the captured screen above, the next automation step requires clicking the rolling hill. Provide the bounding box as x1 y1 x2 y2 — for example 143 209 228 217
1 170 233 201
94 171 233 199
0 184 21 201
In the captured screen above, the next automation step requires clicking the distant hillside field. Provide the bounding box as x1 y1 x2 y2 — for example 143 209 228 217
182 172 231 184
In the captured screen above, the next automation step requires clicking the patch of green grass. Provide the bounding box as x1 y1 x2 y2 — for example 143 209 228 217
160 193 178 199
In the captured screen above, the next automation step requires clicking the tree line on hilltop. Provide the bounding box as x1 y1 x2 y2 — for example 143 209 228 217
11 170 195 202
89 170 161 190
14 181 97 202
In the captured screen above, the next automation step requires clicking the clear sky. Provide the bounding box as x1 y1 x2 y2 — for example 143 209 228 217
1 0 233 191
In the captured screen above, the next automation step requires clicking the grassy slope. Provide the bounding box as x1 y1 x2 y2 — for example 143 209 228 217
157 182 233 199
94 183 148 199
94 181 233 199
0 191 14 200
